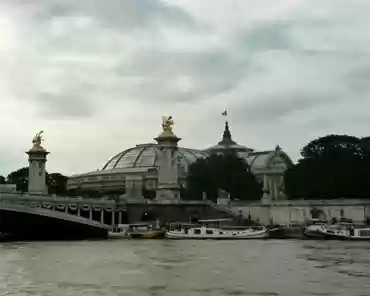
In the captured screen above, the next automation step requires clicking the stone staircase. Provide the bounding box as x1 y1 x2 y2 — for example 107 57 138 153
203 200 242 222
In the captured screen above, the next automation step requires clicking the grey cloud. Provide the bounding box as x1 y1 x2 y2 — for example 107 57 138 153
32 0 196 30
5 57 106 118
232 91 344 123
344 67 370 95
0 0 201 119
115 51 250 103
238 22 295 52
36 92 95 119
3 0 370 176
2 0 370 129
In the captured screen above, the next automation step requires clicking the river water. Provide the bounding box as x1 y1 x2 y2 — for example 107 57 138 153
1 239 369 296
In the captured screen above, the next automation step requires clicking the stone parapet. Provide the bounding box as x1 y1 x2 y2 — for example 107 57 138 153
230 199 370 207
0 193 117 208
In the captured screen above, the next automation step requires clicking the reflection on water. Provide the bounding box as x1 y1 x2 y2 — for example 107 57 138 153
1 240 370 296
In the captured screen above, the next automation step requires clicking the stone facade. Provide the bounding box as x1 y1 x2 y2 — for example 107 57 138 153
230 199 370 225
121 175 144 200
125 200 240 224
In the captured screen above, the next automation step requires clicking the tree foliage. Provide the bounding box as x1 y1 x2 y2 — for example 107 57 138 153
301 134 363 159
7 167 29 192
184 151 262 201
47 173 68 195
285 134 370 199
6 167 68 195
0 175 5 184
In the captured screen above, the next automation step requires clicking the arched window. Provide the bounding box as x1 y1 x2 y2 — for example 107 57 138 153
311 208 327 220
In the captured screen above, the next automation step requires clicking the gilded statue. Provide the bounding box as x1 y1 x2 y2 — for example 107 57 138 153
162 116 174 134
32 130 44 150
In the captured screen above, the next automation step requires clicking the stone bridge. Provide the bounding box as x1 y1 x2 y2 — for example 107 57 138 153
0 193 244 240
0 193 126 240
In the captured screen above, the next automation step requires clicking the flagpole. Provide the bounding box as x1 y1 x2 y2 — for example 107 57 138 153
222 110 228 125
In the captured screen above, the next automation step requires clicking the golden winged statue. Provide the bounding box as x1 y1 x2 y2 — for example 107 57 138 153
31 130 44 150
161 116 174 134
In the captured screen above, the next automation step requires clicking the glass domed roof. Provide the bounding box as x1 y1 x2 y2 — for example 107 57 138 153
102 143 208 172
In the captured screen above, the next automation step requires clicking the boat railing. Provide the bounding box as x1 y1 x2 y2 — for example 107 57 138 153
220 225 265 231
168 222 201 231
305 219 329 226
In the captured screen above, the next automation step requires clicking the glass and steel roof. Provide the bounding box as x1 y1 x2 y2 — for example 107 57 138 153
102 143 208 171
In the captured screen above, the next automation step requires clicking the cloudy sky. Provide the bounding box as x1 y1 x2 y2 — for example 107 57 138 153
0 0 369 176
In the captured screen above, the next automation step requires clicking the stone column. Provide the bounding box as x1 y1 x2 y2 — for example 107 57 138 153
111 210 115 228
26 146 49 195
262 174 271 203
277 174 286 200
118 211 122 225
272 177 278 200
154 126 181 201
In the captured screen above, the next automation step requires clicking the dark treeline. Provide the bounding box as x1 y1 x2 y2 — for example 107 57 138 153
184 151 262 201
1 167 68 195
285 134 370 199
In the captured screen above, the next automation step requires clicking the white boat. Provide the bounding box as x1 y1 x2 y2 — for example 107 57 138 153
303 219 329 238
314 223 370 240
166 219 269 240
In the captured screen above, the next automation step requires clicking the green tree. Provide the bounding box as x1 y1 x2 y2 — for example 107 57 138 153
7 167 29 192
185 151 262 201
285 134 370 199
47 173 68 195
7 167 68 195
301 134 362 159
0 175 6 184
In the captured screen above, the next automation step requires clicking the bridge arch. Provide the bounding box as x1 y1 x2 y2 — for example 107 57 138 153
0 203 111 240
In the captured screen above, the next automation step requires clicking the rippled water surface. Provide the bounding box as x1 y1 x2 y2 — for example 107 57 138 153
1 239 370 296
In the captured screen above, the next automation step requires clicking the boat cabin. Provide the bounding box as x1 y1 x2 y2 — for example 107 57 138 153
197 218 234 227
114 223 153 234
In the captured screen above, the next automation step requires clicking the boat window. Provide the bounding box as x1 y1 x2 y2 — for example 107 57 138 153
359 230 370 237
206 230 213 235
194 229 201 235
184 229 188 234
219 232 223 234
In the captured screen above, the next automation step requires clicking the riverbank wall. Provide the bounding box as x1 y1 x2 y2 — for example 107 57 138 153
229 199 370 225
